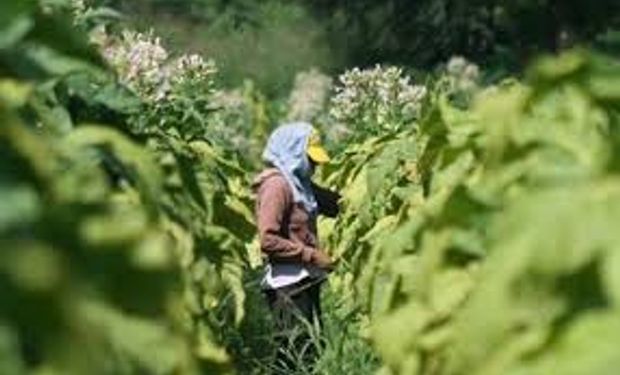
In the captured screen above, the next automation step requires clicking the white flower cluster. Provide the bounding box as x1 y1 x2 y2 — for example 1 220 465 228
287 69 332 122
43 0 86 19
446 56 480 92
71 0 86 13
95 29 217 102
211 89 246 110
109 31 168 91
170 54 217 85
209 88 260 153
329 65 427 134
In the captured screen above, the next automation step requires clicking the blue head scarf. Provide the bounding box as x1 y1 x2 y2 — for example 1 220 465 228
262 122 317 216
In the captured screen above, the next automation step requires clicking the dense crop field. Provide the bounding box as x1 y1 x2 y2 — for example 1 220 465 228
2 1 620 374
322 51 620 375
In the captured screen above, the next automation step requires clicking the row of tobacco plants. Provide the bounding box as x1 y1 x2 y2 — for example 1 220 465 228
321 48 620 374
0 1 262 373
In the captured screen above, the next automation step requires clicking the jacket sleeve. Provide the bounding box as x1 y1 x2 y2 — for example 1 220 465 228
257 177 314 262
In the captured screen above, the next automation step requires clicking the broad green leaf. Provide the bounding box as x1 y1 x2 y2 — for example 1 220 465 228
371 301 432 371
528 50 586 83
0 79 32 108
0 185 40 233
509 313 620 375
0 0 35 49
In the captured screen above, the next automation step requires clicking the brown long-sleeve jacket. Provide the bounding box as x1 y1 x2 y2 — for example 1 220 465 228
255 167 343 263
253 168 319 264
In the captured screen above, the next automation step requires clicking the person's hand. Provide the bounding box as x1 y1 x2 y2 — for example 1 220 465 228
312 250 336 272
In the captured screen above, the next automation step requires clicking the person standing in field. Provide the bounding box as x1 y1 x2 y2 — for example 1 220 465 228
253 122 340 371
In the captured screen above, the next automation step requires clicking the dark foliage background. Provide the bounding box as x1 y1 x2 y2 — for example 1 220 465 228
102 0 620 95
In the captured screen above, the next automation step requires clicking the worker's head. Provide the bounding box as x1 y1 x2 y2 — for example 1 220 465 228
262 122 330 178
